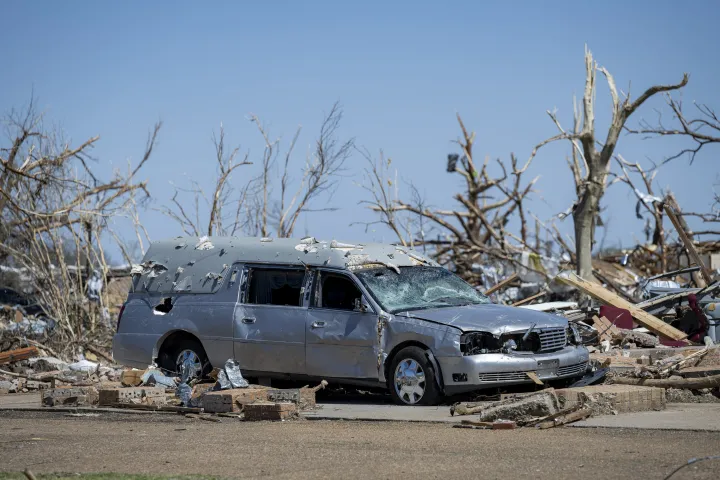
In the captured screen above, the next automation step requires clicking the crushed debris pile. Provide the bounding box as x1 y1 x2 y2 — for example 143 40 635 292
450 384 666 429
0 347 326 421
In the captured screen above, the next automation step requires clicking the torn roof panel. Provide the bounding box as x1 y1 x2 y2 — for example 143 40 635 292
134 236 439 294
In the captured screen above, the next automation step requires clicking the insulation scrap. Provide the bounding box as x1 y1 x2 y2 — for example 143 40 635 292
195 236 214 250
330 240 362 250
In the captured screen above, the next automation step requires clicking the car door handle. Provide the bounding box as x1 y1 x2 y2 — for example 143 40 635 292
311 321 326 328
242 317 256 324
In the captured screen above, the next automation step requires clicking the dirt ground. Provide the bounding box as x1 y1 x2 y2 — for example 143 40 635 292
1 411 719 479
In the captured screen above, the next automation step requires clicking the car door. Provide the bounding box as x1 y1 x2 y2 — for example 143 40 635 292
232 265 307 374
305 269 379 380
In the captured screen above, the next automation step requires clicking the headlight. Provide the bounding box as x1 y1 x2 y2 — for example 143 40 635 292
460 331 501 355
568 324 582 344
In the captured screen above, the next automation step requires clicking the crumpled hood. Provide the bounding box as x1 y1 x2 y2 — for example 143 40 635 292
397 303 568 334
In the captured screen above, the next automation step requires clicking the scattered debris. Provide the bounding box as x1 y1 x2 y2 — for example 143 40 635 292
557 272 689 341
536 407 593 429
216 359 249 390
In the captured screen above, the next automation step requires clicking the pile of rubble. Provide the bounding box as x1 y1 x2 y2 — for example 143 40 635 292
450 383 667 430
0 346 327 422
0 304 55 338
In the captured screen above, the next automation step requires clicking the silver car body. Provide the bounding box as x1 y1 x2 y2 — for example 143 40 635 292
113 236 589 394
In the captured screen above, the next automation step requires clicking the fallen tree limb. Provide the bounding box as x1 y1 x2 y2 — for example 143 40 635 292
15 338 62 359
612 374 720 389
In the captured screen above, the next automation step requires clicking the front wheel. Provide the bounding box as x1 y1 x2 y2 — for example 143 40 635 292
388 346 441 406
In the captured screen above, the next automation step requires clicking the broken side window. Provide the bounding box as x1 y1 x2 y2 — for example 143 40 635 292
316 272 362 311
246 268 305 307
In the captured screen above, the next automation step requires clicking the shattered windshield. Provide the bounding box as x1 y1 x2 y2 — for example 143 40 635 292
354 266 490 313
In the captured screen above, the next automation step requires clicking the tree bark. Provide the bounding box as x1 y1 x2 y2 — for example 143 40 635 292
573 180 603 280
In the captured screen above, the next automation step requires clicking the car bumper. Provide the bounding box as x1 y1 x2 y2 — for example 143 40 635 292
437 345 590 394
112 333 161 369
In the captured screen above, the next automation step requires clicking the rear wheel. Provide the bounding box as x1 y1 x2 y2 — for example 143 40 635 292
159 336 210 380
388 346 441 406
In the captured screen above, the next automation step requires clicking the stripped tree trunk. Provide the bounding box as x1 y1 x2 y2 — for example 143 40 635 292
531 46 688 280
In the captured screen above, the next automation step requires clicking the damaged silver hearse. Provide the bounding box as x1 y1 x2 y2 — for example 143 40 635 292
113 236 589 405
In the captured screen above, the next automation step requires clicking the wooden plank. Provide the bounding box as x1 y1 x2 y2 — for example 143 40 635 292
592 270 637 303
556 272 688 342
484 273 519 296
0 346 39 365
536 408 593 429
525 372 543 385
511 291 545 307
665 205 713 287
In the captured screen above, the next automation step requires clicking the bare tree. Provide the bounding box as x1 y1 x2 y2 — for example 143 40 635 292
158 124 253 237
254 102 353 238
163 102 353 239
528 46 688 279
628 96 720 164
359 114 541 283
0 96 160 347
611 155 668 271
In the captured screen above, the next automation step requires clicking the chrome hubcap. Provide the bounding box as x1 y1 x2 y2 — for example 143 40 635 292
176 349 202 380
394 359 426 404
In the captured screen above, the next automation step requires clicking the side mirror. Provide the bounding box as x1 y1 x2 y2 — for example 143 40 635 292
354 297 371 313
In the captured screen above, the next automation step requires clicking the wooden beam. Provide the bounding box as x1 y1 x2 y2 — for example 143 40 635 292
592 270 638 303
0 346 38 365
665 204 713 287
511 291 546 307
556 272 688 341
484 273 519 296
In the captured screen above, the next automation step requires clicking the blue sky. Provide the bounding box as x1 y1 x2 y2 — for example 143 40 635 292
1 1 718 260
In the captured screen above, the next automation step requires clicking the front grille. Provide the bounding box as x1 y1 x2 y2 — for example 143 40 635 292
538 328 567 352
478 361 587 384
557 362 588 377
478 371 530 383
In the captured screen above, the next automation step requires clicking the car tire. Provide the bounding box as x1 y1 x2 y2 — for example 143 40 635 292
159 337 210 380
388 346 441 406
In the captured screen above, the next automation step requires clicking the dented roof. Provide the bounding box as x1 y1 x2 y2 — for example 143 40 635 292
131 236 439 294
